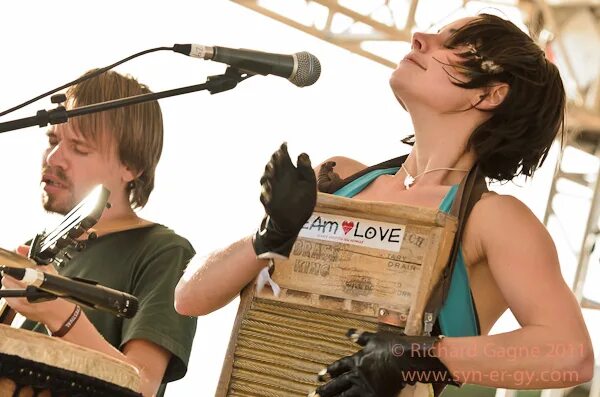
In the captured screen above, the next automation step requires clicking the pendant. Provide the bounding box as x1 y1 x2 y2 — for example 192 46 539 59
404 175 415 189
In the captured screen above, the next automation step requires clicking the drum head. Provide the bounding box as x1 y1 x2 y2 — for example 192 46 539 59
0 325 141 396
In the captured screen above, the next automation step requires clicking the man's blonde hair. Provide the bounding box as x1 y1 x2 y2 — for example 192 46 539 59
66 69 163 208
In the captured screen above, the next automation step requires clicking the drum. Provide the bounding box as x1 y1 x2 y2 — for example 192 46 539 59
0 324 141 397
217 193 458 397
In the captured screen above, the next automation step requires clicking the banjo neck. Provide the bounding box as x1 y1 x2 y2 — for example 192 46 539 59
0 185 110 325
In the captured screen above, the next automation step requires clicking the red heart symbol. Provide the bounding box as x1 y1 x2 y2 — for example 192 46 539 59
342 221 354 235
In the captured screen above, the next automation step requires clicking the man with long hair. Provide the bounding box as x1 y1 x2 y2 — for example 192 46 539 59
3 70 196 397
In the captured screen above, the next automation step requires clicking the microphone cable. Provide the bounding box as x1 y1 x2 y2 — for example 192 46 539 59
0 46 175 118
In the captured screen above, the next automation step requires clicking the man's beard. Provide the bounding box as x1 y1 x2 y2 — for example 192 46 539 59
42 190 77 215
41 167 76 215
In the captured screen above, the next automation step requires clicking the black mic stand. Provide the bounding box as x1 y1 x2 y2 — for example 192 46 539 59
0 286 58 303
0 67 253 134
0 282 132 315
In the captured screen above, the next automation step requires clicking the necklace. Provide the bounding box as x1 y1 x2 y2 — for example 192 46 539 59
401 163 469 189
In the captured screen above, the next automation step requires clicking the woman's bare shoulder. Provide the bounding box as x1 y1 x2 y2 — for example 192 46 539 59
470 191 551 248
476 191 535 218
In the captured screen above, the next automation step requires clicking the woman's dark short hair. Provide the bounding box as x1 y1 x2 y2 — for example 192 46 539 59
411 14 566 181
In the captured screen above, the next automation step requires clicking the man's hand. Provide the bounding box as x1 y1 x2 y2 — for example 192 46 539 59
2 271 75 333
15 245 30 257
252 142 317 259
3 245 73 332
310 329 458 397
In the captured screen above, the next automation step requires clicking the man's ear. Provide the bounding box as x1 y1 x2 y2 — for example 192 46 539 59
121 164 142 184
475 83 509 110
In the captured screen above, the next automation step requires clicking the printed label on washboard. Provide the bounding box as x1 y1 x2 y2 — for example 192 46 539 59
299 212 406 252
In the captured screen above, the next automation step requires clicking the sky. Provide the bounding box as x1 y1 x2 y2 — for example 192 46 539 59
0 1 597 395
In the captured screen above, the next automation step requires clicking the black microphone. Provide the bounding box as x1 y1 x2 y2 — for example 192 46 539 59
1 266 138 318
173 44 321 87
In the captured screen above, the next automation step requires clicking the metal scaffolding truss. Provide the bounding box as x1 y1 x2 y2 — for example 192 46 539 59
231 1 600 116
231 0 600 128
231 0 414 68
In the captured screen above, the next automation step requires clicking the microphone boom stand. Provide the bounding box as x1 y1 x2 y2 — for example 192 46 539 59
0 286 58 303
0 67 252 134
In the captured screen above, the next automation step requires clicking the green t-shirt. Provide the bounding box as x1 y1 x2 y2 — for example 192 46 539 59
22 224 197 397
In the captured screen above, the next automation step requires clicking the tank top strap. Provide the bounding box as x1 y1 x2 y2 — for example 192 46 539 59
333 167 399 198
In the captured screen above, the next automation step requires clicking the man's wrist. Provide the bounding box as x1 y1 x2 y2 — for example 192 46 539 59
46 301 79 334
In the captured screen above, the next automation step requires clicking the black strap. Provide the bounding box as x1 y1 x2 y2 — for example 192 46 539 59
423 164 487 335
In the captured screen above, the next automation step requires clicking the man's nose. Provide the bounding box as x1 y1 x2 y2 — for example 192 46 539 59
44 143 67 169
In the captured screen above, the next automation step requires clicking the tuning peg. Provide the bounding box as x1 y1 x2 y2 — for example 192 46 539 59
52 257 65 268
68 224 87 239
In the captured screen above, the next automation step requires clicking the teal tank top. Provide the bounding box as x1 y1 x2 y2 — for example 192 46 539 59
333 167 479 337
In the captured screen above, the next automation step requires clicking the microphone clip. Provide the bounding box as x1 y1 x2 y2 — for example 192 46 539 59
206 67 254 95
0 285 58 304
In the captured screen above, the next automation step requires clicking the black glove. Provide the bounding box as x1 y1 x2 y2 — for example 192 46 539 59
310 329 459 397
252 142 317 259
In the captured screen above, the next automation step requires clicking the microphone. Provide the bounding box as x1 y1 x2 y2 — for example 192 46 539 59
173 44 321 87
1 266 138 318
